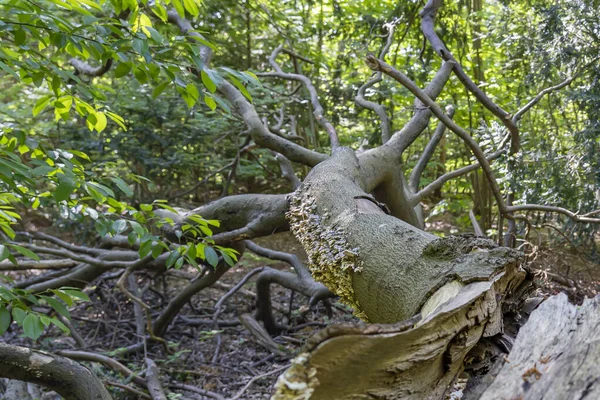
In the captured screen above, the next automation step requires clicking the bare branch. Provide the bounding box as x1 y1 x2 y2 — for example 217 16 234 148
244 240 309 279
169 383 225 400
420 0 520 154
0 259 78 271
145 358 167 400
164 9 326 166
213 266 264 321
382 60 455 155
23 231 103 256
167 9 212 65
178 194 289 244
70 58 113 77
219 80 328 166
263 117 306 142
281 48 315 64
368 55 507 214
55 350 147 388
0 343 112 400
506 204 600 224
370 56 600 225
409 104 455 191
469 209 485 237
257 45 340 150
411 147 506 205
230 364 290 400
512 56 600 123
355 24 396 144
16 243 149 269
274 152 301 190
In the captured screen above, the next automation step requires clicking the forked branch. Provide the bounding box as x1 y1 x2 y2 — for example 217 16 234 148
258 45 340 150
368 56 600 224
420 0 520 154
409 104 455 191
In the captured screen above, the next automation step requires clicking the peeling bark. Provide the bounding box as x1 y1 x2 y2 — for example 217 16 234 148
272 268 523 399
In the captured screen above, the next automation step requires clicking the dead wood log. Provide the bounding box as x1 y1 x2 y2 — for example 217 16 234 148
477 293 600 399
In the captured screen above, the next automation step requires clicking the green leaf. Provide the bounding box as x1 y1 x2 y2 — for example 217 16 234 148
166 250 179 268
151 3 168 22
115 62 131 78
13 29 26 46
133 66 148 84
188 35 217 51
9 244 40 261
111 177 134 197
0 307 11 335
54 181 75 202
113 219 128 234
0 245 10 262
172 0 185 17
0 61 19 80
174 256 184 269
52 290 74 306
50 317 70 333
221 252 235 266
33 95 53 116
12 308 26 325
139 240 153 258
183 0 199 17
0 287 17 302
23 313 44 340
199 225 213 236
204 246 219 267
201 70 217 93
151 243 164 258
186 83 199 102
228 75 252 101
62 289 90 302
87 182 115 197
106 111 127 130
152 81 170 99
77 0 103 11
95 112 107 132
129 220 145 236
204 95 217 110
40 296 70 318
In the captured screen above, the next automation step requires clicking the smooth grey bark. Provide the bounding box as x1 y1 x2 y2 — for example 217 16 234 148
287 148 522 323
0 343 112 400
179 194 289 244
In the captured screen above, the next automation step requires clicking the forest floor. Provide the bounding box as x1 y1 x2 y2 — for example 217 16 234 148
2 228 599 399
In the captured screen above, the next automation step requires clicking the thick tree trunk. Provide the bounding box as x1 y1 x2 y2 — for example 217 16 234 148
287 148 523 323
274 147 526 398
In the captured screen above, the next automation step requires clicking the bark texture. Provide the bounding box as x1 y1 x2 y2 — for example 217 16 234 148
0 343 111 400
287 148 523 323
272 267 523 399
478 293 600 400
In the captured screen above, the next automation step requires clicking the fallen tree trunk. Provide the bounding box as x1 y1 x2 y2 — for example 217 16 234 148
272 148 526 398
287 148 523 323
477 293 600 399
